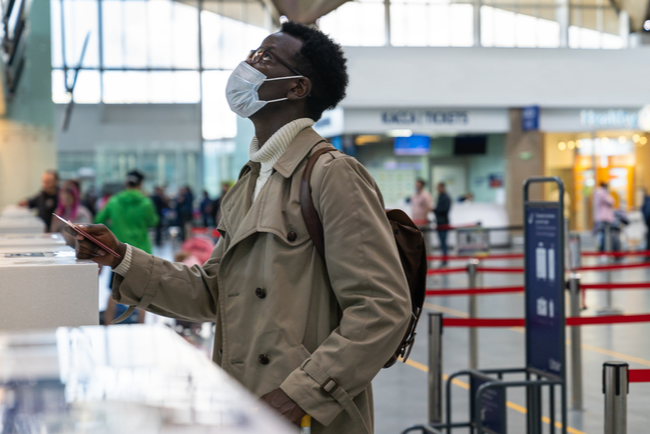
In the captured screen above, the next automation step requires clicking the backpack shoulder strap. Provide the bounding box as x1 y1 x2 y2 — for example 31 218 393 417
300 145 336 259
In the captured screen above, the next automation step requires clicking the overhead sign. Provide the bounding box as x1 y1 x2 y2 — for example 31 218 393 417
522 105 540 131
580 109 639 129
524 189 566 380
343 108 510 134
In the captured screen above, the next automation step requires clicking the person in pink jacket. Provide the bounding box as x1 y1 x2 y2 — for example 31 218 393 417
593 182 615 251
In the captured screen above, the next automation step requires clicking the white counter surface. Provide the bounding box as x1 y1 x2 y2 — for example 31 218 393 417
0 325 296 434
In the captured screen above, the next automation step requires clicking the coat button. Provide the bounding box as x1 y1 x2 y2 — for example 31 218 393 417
258 354 270 365
255 287 267 299
287 231 297 241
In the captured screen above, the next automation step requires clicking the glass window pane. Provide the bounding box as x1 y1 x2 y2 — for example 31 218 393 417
72 70 101 103
601 33 622 49
390 4 408 46
102 0 124 68
123 1 148 68
202 71 236 139
50 0 63 68
172 1 199 69
537 18 560 47
450 4 474 47
515 12 537 48
61 0 99 68
405 4 428 46
103 71 149 103
173 71 201 103
430 5 452 46
481 6 495 47
149 71 174 103
148 0 173 68
51 69 70 103
201 10 224 69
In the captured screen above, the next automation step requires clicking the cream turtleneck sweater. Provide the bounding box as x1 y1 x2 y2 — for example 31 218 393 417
249 118 314 201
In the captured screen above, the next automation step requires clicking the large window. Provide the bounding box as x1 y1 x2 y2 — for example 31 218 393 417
51 0 270 140
319 0 623 48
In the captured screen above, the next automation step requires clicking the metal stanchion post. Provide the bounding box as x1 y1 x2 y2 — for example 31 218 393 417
598 223 622 315
569 273 583 410
428 313 443 425
603 361 628 434
467 259 479 369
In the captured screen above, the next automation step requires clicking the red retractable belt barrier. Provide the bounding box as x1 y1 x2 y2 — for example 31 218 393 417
476 266 524 273
582 250 650 257
442 313 650 327
629 370 650 383
427 253 525 261
576 262 650 272
427 267 467 275
581 282 650 290
443 318 525 327
426 286 524 297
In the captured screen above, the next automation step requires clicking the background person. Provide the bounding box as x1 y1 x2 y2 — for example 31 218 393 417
50 183 93 245
210 182 231 226
642 188 650 261
434 182 451 266
18 170 60 232
95 170 158 325
409 178 432 227
593 182 615 252
151 186 169 247
199 190 213 227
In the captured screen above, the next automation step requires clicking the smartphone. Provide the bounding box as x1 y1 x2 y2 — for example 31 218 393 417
52 214 121 258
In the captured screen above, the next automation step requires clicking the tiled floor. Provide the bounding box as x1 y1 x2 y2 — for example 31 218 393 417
373 242 650 434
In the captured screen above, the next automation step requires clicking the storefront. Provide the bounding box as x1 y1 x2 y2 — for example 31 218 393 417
540 107 650 231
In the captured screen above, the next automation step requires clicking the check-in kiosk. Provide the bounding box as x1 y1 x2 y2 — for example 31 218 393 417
0 248 98 331
0 216 46 233
0 325 295 434
0 232 67 249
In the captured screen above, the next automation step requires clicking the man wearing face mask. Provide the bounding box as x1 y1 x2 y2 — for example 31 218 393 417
68 22 410 434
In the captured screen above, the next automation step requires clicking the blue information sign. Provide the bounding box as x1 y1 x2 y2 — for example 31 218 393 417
470 375 505 434
522 106 540 131
525 202 565 379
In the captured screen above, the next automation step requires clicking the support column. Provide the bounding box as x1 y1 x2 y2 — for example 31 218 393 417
0 0 56 208
505 109 544 227
555 0 570 47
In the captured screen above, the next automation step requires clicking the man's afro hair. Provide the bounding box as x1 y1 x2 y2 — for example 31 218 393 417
280 22 348 121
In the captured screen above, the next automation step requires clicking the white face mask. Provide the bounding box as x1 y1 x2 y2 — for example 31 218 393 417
225 61 303 118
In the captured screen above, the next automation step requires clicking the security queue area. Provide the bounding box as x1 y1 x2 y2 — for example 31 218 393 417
2 0 650 433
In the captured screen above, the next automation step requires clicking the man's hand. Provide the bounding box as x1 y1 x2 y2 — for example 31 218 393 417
65 224 126 268
259 388 306 426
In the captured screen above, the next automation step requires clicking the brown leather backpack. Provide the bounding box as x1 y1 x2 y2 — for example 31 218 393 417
300 146 428 368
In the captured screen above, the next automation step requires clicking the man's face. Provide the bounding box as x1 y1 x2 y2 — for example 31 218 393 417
42 173 57 194
415 181 424 192
437 184 445 194
247 33 304 108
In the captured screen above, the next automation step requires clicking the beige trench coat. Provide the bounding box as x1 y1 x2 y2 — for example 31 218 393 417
113 127 411 433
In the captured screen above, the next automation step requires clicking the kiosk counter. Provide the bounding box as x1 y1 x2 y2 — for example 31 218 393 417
0 325 296 434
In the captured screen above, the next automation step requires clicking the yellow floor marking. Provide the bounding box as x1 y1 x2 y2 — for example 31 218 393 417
580 343 650 368
403 357 587 434
423 302 469 318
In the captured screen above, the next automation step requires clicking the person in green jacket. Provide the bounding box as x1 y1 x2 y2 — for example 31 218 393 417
96 170 158 324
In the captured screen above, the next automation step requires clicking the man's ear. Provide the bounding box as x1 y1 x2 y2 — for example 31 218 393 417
287 77 311 100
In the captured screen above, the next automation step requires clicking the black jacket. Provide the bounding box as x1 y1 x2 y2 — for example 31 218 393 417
434 192 451 226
